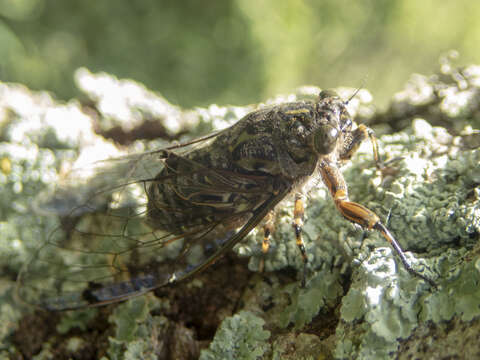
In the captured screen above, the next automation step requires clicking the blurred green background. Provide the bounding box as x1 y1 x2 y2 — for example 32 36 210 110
1 0 479 109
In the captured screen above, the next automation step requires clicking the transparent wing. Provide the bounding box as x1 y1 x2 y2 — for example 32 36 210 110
34 132 222 218
17 143 289 311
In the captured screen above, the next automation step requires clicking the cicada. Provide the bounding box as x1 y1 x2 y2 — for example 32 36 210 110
17 90 435 311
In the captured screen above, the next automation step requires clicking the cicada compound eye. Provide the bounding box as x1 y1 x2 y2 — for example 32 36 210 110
312 124 339 155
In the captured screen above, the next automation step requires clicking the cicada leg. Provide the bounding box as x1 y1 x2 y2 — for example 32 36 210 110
259 196 309 286
293 193 308 287
342 124 405 178
259 211 275 273
340 124 382 169
320 160 436 287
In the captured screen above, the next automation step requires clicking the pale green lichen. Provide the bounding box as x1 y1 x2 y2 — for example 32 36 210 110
106 295 171 359
0 58 479 359
332 124 479 359
109 296 151 343
329 63 480 359
276 268 343 329
56 308 98 334
199 311 271 360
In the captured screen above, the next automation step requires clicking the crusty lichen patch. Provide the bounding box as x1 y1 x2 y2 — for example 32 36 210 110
1 57 479 359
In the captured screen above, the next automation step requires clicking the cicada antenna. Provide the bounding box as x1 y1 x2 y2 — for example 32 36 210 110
345 77 368 105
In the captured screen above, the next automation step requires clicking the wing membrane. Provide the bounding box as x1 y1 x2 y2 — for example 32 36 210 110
17 145 289 311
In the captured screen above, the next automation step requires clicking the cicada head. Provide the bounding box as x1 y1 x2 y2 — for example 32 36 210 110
310 90 353 155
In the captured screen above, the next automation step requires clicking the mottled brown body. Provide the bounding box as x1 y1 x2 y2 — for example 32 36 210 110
18 90 435 311
148 93 354 235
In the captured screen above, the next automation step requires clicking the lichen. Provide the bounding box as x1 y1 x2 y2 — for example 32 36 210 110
271 333 328 360
199 311 271 360
1 57 479 359
331 119 479 359
106 295 170 360
276 269 343 329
